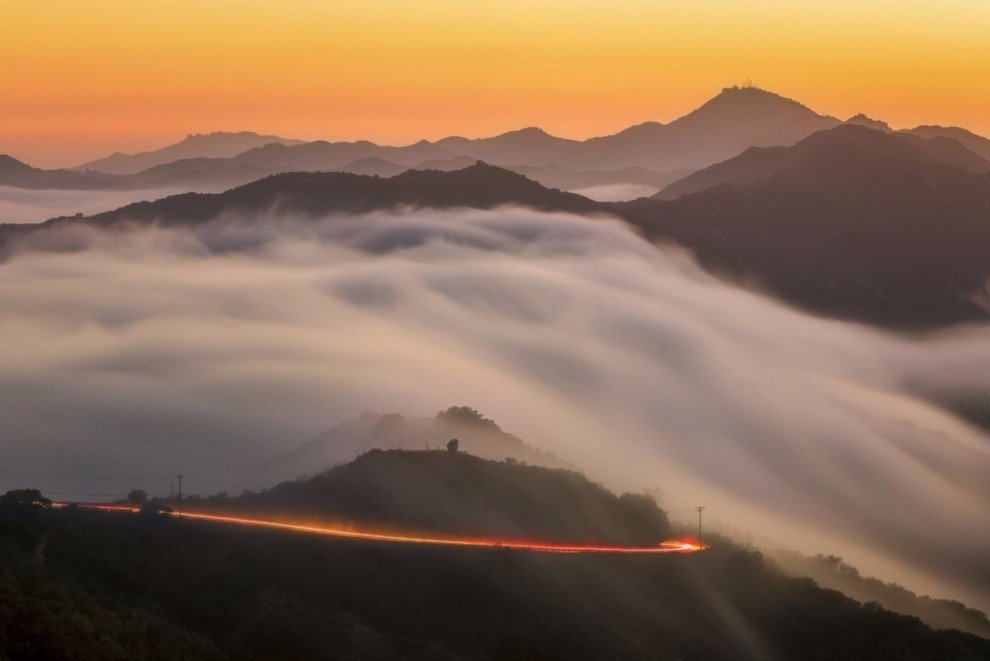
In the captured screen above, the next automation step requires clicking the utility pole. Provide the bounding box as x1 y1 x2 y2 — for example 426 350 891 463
696 506 705 549
176 474 183 516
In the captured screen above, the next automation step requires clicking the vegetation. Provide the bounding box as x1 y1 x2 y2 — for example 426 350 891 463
0 489 51 507
218 449 670 546
1 452 988 659
774 551 990 638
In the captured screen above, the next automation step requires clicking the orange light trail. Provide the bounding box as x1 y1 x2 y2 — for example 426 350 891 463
64 503 702 554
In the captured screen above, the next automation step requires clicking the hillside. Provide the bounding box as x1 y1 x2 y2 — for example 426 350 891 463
576 86 839 171
3 453 989 660
773 551 990 638
228 449 667 546
657 124 990 199
250 406 563 487
624 125 990 327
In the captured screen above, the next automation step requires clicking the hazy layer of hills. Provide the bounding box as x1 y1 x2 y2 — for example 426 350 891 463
2 450 988 659
5 86 990 207
773 551 990 638
250 406 563 487
72 131 305 175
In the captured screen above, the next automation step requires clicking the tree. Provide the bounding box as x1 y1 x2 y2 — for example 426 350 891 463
127 489 148 505
446 438 460 453
1 488 51 507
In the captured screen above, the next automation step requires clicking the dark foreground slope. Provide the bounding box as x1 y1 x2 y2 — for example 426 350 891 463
2 451 989 660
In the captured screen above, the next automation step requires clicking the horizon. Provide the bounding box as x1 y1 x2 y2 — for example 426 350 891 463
4 0 990 167
6 84 989 170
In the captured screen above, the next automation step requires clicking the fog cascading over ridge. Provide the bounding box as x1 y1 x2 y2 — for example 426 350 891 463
0 206 987 610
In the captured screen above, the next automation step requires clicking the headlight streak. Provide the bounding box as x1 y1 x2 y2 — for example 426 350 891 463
63 503 703 554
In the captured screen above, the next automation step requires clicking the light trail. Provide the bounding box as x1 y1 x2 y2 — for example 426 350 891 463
63 503 703 554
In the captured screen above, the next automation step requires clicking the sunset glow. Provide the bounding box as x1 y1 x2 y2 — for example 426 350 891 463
4 0 989 166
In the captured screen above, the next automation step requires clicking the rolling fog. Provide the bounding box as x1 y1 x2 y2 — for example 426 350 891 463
0 207 988 610
0 185 190 223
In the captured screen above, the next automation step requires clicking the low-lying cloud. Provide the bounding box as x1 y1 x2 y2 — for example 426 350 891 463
0 185 190 223
0 207 988 610
569 183 660 201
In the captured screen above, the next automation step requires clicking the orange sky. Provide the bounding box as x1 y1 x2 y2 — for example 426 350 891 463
3 0 989 167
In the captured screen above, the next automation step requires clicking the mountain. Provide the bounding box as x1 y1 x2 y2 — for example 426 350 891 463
4 454 989 659
74 131 304 174
249 406 563 487
127 157 281 191
65 161 601 229
905 125 990 162
435 127 583 166
656 124 990 199
0 154 126 189
572 86 840 171
230 138 454 171
623 124 990 327
39 87 843 188
337 156 410 177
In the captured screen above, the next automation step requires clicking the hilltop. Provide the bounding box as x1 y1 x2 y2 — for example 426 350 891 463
225 448 668 546
251 406 564 487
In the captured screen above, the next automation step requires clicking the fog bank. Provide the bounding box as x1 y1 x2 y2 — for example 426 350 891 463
0 185 189 223
0 207 987 610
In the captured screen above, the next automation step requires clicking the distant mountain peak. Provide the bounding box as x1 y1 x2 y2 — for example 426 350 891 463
74 131 303 174
845 114 891 132
693 85 821 118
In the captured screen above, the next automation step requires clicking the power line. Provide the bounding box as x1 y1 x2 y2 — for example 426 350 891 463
0 468 249 491
0 468 171 480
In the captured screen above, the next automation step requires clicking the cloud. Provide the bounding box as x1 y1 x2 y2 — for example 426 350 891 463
0 185 190 224
0 207 988 610
569 183 660 201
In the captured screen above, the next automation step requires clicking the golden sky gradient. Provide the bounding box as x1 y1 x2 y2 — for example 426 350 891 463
4 0 989 167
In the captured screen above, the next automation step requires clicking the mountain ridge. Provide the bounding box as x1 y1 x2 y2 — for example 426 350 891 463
73 131 304 175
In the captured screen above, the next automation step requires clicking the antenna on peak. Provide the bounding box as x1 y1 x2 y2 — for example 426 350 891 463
743 77 754 89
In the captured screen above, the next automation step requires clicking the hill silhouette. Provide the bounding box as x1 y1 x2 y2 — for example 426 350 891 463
250 406 563 487
224 449 668 546
67 161 600 228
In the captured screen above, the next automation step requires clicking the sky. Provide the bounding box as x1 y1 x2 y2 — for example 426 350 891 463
3 0 989 167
